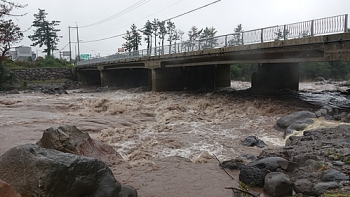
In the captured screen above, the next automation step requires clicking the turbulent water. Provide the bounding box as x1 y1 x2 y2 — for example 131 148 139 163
1 81 349 163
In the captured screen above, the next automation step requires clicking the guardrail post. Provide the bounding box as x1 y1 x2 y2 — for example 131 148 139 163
225 35 227 47
345 14 348 32
283 25 287 40
311 20 314 36
241 32 244 45
261 28 264 43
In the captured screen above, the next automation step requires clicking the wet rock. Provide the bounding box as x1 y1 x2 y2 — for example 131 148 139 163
0 179 22 197
247 157 287 172
312 182 340 196
239 154 257 161
220 158 245 170
264 172 293 197
274 111 316 137
284 118 314 138
120 185 138 197
239 166 266 187
37 125 123 166
315 105 333 119
320 169 350 182
293 179 314 195
242 136 267 148
292 154 318 165
0 144 121 197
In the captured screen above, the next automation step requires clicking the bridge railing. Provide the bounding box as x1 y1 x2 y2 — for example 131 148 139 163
78 14 348 66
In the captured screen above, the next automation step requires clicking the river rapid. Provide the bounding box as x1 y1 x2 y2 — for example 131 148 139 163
0 81 349 196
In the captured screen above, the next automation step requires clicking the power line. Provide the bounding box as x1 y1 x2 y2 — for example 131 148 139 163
80 32 127 43
80 0 222 43
79 0 150 28
164 0 221 21
81 0 184 39
75 0 125 24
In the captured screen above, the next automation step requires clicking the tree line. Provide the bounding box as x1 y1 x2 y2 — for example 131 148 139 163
121 19 244 54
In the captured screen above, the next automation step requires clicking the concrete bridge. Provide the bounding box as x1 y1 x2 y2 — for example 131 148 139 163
76 14 350 91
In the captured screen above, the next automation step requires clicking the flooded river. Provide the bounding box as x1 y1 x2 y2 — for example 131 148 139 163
0 81 349 196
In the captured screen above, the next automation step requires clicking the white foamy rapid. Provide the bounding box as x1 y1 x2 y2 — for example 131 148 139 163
0 81 347 163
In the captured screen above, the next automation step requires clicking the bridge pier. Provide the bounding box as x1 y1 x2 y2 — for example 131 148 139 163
100 68 151 88
151 65 230 91
252 63 299 91
77 70 101 86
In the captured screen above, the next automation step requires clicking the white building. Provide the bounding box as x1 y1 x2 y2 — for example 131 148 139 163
10 46 36 61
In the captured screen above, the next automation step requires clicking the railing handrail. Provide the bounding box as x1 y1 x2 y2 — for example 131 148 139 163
77 14 348 66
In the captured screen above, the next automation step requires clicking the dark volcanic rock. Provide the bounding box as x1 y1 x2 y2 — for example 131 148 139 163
293 179 314 195
247 157 287 172
220 158 245 170
120 185 138 197
37 125 123 165
0 144 121 197
239 166 267 187
242 136 267 148
264 172 293 197
274 111 316 131
312 182 340 196
320 169 350 182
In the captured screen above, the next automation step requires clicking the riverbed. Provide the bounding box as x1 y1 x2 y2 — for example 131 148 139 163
0 81 349 196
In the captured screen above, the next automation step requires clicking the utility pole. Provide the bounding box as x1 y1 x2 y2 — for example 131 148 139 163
68 24 80 64
75 22 80 61
68 26 72 64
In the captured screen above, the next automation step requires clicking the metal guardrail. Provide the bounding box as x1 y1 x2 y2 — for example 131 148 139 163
77 14 348 66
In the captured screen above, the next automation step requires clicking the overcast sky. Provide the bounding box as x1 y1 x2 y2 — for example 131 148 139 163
10 0 350 58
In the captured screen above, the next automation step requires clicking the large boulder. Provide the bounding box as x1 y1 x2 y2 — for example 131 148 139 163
239 166 267 187
0 179 22 197
264 172 293 197
0 144 121 197
242 136 267 148
247 157 287 172
37 125 123 165
274 111 316 137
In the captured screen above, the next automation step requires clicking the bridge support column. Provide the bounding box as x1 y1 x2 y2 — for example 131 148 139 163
215 64 231 88
151 65 230 91
100 68 151 88
77 70 101 86
252 63 299 91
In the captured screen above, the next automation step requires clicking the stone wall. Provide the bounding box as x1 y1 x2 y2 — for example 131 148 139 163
7 68 73 81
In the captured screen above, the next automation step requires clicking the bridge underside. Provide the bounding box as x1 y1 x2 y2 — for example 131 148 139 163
151 65 230 91
252 63 299 91
100 68 151 88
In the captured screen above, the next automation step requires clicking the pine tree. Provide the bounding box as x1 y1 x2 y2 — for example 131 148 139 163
130 24 141 51
28 9 61 56
122 30 133 52
142 20 153 54
200 27 217 49
152 18 159 55
158 20 166 54
166 21 176 53
228 24 243 46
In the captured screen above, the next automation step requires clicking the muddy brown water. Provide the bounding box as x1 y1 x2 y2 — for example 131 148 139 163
0 81 349 196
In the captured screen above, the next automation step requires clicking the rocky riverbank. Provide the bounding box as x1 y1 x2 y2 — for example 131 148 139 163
221 107 350 196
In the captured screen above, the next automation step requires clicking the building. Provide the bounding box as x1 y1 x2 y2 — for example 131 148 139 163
10 46 36 61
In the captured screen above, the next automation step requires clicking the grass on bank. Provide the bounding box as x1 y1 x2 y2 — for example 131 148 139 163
3 56 74 69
